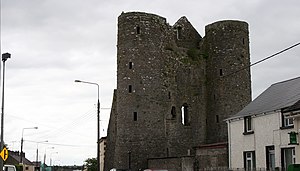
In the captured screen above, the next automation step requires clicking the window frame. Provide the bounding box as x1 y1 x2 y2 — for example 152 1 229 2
266 146 275 171
243 116 254 135
244 151 256 171
281 112 294 129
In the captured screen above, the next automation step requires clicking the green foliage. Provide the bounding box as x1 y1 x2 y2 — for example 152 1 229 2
15 164 23 171
84 158 97 171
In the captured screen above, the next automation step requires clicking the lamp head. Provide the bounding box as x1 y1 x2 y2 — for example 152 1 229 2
75 80 82 83
2 53 11 62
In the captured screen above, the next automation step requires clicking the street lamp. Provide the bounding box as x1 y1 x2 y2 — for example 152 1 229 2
0 53 11 170
20 127 38 164
36 140 48 167
75 79 100 171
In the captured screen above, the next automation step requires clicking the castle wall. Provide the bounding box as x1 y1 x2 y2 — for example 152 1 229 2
104 90 117 171
164 53 207 157
204 20 252 143
163 17 206 158
114 12 171 170
104 12 252 171
173 16 202 49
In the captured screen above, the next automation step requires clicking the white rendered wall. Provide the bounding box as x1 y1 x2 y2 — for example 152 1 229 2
228 112 298 169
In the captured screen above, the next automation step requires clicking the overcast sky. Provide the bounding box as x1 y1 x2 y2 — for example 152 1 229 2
1 0 299 166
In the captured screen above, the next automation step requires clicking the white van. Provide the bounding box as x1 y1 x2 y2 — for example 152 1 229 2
3 165 16 171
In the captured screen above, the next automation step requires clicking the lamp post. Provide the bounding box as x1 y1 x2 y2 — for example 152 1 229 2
20 127 38 164
36 140 48 167
0 53 11 170
75 80 100 171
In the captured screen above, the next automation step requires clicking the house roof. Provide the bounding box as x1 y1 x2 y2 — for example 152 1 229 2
228 76 300 120
282 99 300 113
6 150 34 166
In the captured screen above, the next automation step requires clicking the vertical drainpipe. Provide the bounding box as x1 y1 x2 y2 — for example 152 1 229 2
296 115 300 163
227 119 232 169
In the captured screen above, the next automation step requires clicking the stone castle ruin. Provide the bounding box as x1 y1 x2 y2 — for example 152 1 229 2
104 11 251 171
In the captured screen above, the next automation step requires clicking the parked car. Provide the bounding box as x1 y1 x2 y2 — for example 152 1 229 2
3 165 16 171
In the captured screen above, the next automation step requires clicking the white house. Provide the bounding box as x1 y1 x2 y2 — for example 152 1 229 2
226 76 300 171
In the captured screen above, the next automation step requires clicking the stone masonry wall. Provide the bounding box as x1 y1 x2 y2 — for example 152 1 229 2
104 12 252 171
204 20 251 143
114 12 171 170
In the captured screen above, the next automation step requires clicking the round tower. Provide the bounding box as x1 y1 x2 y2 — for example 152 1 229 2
204 20 252 143
114 12 170 170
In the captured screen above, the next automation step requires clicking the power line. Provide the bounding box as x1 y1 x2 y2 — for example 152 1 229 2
224 42 300 77
250 42 300 67
25 140 93 148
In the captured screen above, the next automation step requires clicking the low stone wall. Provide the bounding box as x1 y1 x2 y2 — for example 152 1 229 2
147 156 194 171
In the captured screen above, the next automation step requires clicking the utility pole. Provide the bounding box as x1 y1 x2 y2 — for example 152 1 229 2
0 53 11 170
75 80 100 171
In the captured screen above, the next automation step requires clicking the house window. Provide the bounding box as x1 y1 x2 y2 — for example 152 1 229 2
181 103 190 126
129 62 133 69
284 117 294 127
219 69 223 76
281 148 295 171
244 151 256 171
266 146 275 171
282 112 294 128
133 112 137 121
243 116 254 134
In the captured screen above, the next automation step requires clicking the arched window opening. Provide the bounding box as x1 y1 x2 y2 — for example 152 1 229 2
181 104 190 126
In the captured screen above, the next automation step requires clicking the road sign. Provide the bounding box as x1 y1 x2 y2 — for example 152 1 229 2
0 147 8 161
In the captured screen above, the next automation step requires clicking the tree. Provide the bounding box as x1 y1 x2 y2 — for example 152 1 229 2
84 158 97 171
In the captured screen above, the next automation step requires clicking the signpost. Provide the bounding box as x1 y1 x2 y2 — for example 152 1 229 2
0 147 8 161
